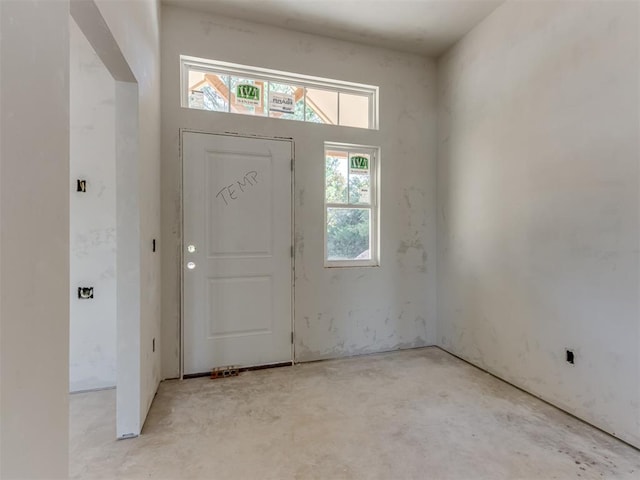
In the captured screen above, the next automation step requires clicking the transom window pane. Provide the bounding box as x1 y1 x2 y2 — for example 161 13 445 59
338 92 370 128
230 77 267 117
269 82 304 121
187 70 229 112
305 88 338 125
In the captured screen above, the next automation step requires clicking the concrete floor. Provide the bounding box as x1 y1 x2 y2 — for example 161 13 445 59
70 347 640 479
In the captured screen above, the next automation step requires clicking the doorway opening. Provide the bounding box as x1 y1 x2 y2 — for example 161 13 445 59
69 0 141 443
69 17 117 395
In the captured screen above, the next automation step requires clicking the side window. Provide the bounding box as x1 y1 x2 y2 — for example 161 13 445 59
324 143 379 267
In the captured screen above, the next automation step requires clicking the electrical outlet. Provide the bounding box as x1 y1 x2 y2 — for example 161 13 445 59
566 349 575 365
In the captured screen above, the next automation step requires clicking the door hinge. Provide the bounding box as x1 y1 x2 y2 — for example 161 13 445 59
291 332 294 344
291 245 294 258
291 158 294 171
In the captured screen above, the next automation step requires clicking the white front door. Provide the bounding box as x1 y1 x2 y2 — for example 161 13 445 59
182 132 293 375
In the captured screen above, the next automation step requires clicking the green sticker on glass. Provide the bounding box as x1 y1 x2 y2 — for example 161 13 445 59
236 84 261 105
350 155 369 172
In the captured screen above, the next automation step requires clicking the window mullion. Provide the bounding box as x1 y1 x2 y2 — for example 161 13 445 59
266 81 270 117
346 150 351 204
303 87 307 122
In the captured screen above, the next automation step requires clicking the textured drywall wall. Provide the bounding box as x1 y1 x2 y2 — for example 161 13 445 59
437 0 640 447
69 18 117 393
94 0 162 424
0 0 70 477
161 5 438 378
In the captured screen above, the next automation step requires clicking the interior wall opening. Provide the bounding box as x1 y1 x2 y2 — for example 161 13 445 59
69 0 142 441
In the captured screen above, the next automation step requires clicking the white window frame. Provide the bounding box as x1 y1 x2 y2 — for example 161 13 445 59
180 55 379 130
324 142 380 268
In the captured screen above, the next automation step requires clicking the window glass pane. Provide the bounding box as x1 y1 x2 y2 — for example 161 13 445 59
269 83 305 121
325 150 348 203
305 88 338 124
326 208 371 261
339 92 369 128
188 69 229 112
229 76 267 116
348 153 371 204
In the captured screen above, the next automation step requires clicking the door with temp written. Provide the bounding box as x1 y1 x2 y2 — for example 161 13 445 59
182 132 293 375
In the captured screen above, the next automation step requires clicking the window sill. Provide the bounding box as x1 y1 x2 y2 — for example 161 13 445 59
324 262 380 269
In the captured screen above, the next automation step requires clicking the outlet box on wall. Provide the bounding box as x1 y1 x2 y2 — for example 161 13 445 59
78 287 94 299
566 349 575 365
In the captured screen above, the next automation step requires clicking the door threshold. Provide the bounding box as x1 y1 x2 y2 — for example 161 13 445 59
183 361 293 379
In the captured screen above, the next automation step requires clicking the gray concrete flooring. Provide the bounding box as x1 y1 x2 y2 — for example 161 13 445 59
70 347 640 479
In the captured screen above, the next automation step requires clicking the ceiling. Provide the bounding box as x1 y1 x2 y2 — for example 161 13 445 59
163 0 504 57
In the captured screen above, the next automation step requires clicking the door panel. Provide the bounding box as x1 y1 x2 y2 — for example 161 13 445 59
183 132 292 375
206 152 272 257
206 276 273 338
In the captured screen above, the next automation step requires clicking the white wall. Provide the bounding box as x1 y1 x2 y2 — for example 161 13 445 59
0 1 70 477
69 18 117 393
93 0 162 424
437 0 640 447
0 0 160 469
161 5 438 378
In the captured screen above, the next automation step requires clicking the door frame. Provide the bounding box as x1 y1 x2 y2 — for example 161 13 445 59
179 129 295 378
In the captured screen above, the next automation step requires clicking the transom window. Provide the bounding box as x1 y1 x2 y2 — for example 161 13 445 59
324 143 379 267
181 56 378 130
